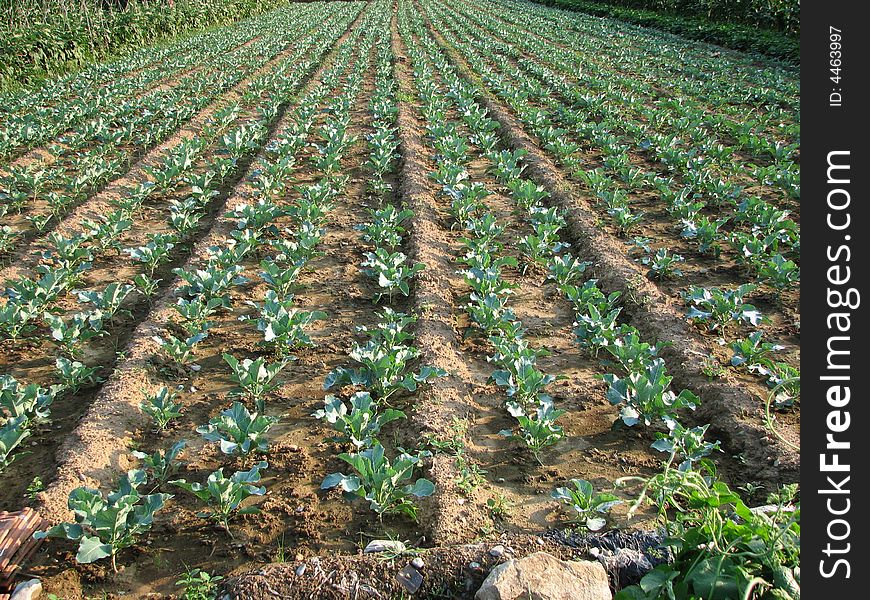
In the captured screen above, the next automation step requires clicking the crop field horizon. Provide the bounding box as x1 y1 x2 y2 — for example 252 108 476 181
0 0 799 598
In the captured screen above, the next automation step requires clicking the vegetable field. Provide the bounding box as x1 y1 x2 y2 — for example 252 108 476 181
0 0 799 598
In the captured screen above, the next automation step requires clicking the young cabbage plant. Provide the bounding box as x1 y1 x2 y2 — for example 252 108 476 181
507 178 549 213
171 461 267 538
228 199 286 235
355 308 417 349
223 353 289 410
462 264 516 297
361 248 425 303
269 224 323 264
207 241 253 269
34 469 172 572
0 300 38 340
756 361 801 409
132 273 161 300
313 392 405 449
500 398 565 463
355 205 414 249
0 416 30 473
152 332 207 366
489 356 557 408
174 265 248 309
45 311 105 358
552 479 622 531
43 232 93 274
173 297 223 334
74 282 134 322
683 284 764 335
563 280 621 315
546 255 591 288
321 443 434 521
680 216 728 255
55 357 100 393
602 359 699 428
133 440 187 485
0 374 57 424
757 254 800 292
140 387 183 431
324 340 446 403
0 226 19 254
258 258 305 300
467 292 517 335
246 291 326 358
126 237 176 275
608 206 644 237
651 421 721 472
574 306 626 355
604 330 663 373
641 248 685 280
197 401 278 457
730 331 785 371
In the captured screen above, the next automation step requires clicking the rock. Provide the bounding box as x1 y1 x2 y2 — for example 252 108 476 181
490 545 506 557
475 552 611 600
11 579 42 600
364 540 406 554
396 565 423 593
295 563 306 576
411 557 425 569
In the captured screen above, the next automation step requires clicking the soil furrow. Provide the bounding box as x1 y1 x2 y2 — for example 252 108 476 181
391 11 487 545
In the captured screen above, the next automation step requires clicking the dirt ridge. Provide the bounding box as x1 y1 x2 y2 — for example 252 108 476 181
391 12 490 545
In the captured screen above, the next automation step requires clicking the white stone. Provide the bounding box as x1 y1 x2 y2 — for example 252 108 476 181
475 552 611 600
11 579 42 600
364 540 406 554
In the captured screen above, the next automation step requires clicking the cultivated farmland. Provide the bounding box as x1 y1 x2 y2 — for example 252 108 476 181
0 0 799 598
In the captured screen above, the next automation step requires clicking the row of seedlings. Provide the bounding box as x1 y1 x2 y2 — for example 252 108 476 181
422 5 801 596
410 15 800 585
400 2 565 467
407 0 709 526
0 6 359 497
428 0 800 209
474 0 800 120
440 0 799 168
317 9 443 525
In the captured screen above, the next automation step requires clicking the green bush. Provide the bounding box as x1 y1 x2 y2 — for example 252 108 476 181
0 0 285 89
530 0 799 62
